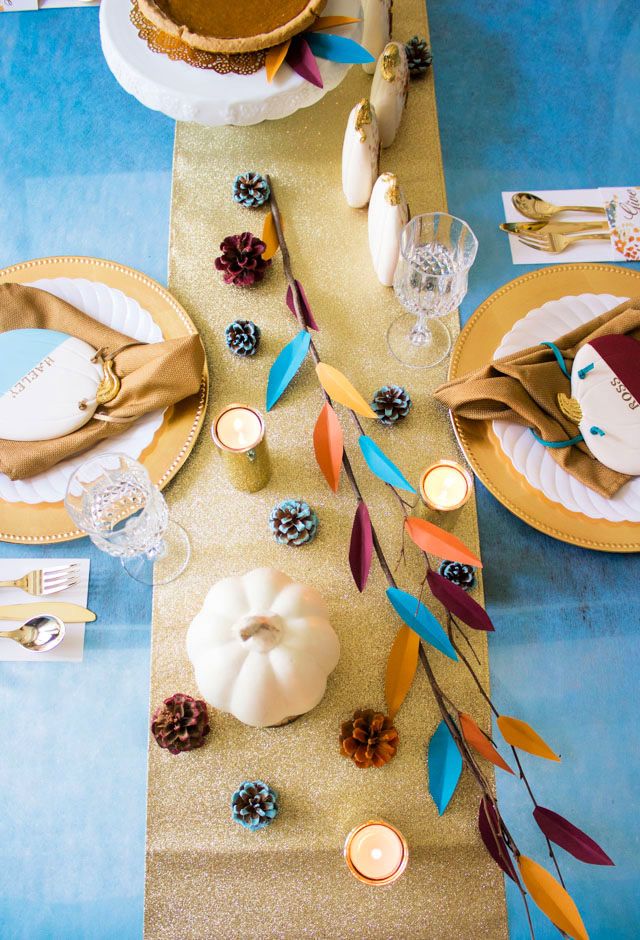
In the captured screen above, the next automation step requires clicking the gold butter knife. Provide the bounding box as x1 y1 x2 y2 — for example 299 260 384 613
0 602 96 623
500 220 610 235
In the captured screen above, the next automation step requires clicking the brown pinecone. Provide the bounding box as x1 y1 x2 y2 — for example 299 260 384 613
151 693 210 755
340 709 399 768
214 231 271 287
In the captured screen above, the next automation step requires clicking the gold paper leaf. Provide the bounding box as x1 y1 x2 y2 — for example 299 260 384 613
315 362 376 418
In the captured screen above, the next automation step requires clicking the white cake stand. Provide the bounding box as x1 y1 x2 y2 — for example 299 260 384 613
100 0 362 126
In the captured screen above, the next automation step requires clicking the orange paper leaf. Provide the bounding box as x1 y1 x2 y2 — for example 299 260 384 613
518 855 589 940
385 624 420 720
497 715 560 762
313 402 343 492
315 363 376 418
404 517 483 567
309 15 362 30
459 713 514 774
261 211 281 261
265 40 291 82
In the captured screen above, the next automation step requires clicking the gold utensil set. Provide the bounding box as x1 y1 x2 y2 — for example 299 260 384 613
503 191 609 253
0 563 96 653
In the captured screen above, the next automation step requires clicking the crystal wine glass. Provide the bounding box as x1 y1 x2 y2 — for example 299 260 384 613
389 213 478 369
64 453 190 586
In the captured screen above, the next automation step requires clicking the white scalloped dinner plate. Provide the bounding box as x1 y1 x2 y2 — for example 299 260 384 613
0 257 208 543
493 292 640 523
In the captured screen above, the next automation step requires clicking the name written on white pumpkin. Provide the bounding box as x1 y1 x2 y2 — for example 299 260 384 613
10 355 55 399
611 377 639 410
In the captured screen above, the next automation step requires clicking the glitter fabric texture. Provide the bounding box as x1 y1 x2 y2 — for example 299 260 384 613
144 2 508 937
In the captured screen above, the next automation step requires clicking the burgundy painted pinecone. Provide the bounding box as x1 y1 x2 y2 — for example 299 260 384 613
215 232 271 287
151 693 210 755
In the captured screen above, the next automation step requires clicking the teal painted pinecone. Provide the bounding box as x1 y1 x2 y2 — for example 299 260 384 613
225 319 261 357
439 560 476 591
232 172 271 208
405 36 433 77
231 780 278 831
371 384 412 425
270 499 318 546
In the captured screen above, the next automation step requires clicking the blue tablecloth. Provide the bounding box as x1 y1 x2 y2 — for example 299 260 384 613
1 5 638 938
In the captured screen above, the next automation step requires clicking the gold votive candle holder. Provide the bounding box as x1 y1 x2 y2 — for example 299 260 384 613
344 819 409 886
211 404 271 493
419 459 473 513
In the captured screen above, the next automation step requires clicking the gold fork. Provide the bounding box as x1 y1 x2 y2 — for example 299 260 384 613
0 564 80 597
517 231 611 253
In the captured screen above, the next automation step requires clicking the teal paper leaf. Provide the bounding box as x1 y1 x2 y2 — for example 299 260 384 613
305 32 375 64
428 720 463 815
359 435 417 494
266 330 311 411
386 587 457 661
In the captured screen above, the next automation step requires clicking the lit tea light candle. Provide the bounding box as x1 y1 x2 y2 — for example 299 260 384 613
419 460 473 512
344 820 408 885
211 404 271 493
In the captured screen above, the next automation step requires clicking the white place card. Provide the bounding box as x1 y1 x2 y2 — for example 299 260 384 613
0 558 90 663
1 0 98 10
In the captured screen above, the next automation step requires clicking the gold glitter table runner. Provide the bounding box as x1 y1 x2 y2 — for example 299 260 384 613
145 2 507 936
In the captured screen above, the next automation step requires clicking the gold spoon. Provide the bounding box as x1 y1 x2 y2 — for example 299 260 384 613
512 192 606 220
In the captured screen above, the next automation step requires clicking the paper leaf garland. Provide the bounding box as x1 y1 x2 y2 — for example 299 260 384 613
287 37 323 88
286 280 319 330
518 855 589 940
305 32 375 64
459 712 513 774
427 570 494 631
313 402 343 492
315 363 376 418
404 517 483 567
265 40 291 82
533 806 614 866
261 211 280 261
266 329 311 411
497 715 560 762
428 720 463 815
359 436 417 494
386 587 457 660
478 797 518 881
348 500 373 592
309 15 362 31
385 624 420 719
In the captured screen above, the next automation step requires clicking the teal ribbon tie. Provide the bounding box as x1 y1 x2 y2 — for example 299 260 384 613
531 430 584 448
540 341 571 379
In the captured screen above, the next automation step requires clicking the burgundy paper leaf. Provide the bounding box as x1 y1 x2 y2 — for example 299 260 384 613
478 797 518 882
286 280 320 331
427 570 494 632
533 806 614 866
349 501 373 592
286 38 323 88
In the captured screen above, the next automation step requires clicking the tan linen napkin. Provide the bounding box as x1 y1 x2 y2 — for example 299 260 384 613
435 297 640 499
0 282 205 481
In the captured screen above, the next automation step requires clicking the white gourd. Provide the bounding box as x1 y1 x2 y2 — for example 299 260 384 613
368 173 409 286
370 41 409 148
341 98 380 209
186 568 340 728
564 337 640 475
361 0 392 75
0 328 106 441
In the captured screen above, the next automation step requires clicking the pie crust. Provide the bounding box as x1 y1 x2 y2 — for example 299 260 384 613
136 0 328 54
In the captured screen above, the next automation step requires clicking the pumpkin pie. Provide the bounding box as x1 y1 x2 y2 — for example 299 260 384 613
137 0 328 54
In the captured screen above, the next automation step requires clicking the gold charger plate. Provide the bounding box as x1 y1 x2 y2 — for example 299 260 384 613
449 263 640 552
0 256 208 544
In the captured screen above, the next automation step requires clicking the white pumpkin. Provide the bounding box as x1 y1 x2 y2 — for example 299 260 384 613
368 172 409 286
370 41 409 148
186 568 340 728
361 0 392 75
342 98 380 209
561 334 640 475
0 328 106 441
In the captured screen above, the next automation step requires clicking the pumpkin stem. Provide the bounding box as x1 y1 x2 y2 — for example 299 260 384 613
236 614 282 653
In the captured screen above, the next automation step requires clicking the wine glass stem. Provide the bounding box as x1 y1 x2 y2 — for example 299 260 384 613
410 311 432 348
